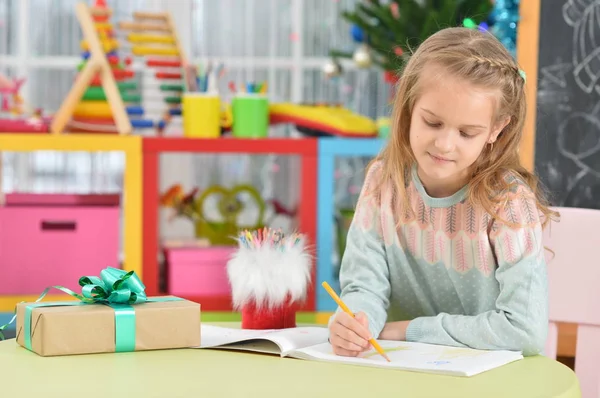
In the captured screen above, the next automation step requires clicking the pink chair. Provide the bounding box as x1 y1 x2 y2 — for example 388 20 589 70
543 206 600 398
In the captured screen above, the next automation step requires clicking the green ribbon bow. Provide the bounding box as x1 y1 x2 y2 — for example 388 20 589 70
0 267 179 353
78 267 147 305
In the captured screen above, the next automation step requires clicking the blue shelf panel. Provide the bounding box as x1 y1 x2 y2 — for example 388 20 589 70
0 312 15 330
316 137 386 311
318 137 387 156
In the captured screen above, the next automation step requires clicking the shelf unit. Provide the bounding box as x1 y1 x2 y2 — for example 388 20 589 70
0 134 387 320
0 134 142 311
142 137 318 311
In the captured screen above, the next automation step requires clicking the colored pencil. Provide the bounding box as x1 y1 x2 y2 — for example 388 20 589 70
321 281 391 362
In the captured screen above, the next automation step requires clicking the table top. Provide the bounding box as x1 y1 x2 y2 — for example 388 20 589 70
0 327 580 398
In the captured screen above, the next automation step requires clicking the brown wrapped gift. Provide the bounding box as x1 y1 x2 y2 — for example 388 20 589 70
16 297 201 357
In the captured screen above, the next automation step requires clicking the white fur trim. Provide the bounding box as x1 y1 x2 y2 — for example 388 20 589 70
226 239 312 310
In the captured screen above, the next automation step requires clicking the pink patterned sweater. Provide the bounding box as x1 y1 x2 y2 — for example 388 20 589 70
335 162 548 356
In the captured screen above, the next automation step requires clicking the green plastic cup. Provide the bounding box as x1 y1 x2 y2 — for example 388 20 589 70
231 94 269 138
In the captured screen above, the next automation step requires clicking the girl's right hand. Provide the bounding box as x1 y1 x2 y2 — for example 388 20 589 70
328 311 372 357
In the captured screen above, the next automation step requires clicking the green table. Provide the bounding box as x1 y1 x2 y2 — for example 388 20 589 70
0 327 580 397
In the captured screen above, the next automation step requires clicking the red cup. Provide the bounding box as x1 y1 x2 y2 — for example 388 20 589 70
241 300 297 329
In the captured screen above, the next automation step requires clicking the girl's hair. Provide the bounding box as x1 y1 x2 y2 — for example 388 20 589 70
370 27 558 229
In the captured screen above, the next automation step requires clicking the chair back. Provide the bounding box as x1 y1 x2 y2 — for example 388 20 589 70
543 207 600 397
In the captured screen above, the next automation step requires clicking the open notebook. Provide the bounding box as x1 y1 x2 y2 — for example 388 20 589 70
195 325 523 377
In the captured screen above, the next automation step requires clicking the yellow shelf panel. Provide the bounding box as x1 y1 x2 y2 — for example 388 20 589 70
0 134 137 152
0 295 78 312
0 134 143 295
315 312 333 325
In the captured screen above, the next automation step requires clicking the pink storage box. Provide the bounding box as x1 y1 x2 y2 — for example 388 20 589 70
0 194 120 295
165 245 235 296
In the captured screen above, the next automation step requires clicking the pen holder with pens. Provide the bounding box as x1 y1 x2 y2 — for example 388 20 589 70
182 93 222 138
231 94 269 138
226 228 311 329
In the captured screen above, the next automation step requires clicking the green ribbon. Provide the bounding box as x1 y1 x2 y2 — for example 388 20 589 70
23 301 86 352
78 267 147 305
0 267 180 353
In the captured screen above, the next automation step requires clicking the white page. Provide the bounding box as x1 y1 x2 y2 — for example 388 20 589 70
198 325 284 348
290 339 523 377
215 340 284 355
197 325 330 355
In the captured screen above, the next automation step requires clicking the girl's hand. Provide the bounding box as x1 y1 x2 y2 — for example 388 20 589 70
328 311 372 357
379 321 411 341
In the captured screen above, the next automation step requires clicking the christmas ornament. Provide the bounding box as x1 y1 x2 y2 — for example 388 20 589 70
350 24 365 42
323 58 342 78
463 17 478 29
227 228 311 330
463 17 489 33
329 0 493 74
353 45 372 68
390 3 400 19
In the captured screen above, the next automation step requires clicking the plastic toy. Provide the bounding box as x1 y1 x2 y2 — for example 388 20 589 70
194 184 265 246
0 76 25 116
0 74 49 133
269 102 377 138
160 183 266 246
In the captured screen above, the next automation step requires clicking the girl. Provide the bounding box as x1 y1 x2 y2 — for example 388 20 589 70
328 27 558 357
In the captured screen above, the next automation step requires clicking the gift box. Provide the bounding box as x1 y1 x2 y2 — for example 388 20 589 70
12 267 201 357
227 228 311 330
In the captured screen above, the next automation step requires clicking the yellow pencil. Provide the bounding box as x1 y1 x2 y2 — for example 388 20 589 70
321 281 391 362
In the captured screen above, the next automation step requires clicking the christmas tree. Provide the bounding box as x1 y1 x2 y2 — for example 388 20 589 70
329 0 493 74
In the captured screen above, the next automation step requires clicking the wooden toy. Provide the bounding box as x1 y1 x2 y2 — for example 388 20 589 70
50 2 131 135
50 1 187 135
118 9 187 133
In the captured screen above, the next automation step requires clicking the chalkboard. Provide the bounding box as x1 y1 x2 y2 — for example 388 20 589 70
534 0 600 209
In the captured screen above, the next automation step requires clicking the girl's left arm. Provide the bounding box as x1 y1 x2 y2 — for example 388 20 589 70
403 184 549 356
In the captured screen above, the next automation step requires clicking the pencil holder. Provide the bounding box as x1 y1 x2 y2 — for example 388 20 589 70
182 93 221 138
231 94 269 138
226 228 311 329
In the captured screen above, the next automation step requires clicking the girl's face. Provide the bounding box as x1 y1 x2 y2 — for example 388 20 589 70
408 67 508 197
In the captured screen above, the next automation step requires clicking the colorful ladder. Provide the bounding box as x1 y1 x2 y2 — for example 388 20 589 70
50 1 132 134
68 0 154 133
117 10 186 125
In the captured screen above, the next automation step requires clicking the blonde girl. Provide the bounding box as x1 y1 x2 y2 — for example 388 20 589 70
328 27 558 357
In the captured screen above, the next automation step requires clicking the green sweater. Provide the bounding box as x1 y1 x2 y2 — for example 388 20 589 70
335 162 548 356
